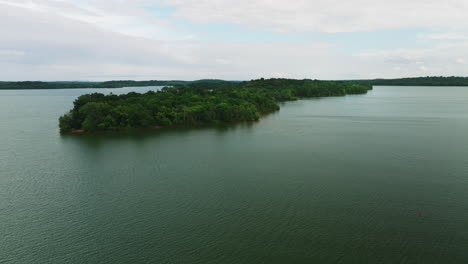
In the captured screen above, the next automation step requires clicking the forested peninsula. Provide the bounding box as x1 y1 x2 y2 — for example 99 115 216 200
58 78 371 133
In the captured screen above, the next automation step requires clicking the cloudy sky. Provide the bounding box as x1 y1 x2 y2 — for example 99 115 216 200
1 0 468 81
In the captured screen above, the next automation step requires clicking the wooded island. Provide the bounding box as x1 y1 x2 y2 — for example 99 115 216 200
58 78 371 133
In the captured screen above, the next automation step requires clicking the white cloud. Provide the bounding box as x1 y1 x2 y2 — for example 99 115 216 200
352 42 468 77
419 33 468 40
0 0 192 40
7 0 467 35
0 50 26 56
1 0 468 80
160 0 468 33
1 2 346 80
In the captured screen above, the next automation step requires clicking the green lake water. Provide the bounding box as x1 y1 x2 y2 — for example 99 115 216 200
1 86 467 263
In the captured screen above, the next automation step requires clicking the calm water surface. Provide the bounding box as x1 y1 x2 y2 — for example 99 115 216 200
1 86 468 263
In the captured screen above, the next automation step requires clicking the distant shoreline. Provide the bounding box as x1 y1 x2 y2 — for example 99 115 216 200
0 80 190 90
2 77 468 90
0 80 242 90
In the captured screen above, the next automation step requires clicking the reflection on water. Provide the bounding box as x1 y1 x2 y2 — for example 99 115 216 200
60 121 259 149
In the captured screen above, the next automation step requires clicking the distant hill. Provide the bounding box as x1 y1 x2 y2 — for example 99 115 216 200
345 76 468 86
1 77 468 89
0 80 190 89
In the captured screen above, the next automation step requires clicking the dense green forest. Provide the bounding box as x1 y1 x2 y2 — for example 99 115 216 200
58 78 371 133
347 76 468 86
2 76 468 90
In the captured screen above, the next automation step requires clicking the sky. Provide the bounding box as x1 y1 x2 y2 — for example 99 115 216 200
1 0 468 81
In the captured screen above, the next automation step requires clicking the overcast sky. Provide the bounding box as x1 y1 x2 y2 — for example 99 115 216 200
1 0 468 81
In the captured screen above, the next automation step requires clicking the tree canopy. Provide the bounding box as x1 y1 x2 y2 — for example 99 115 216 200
59 78 371 133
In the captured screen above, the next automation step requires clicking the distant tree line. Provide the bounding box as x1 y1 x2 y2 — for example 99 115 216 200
346 76 468 86
3 77 468 90
0 80 191 89
58 78 371 133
